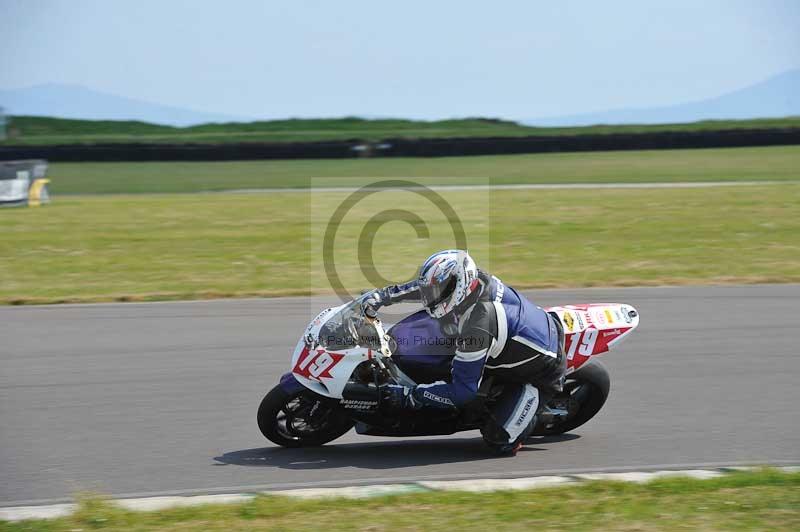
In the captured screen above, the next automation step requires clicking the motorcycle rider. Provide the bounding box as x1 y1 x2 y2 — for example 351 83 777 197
363 249 566 455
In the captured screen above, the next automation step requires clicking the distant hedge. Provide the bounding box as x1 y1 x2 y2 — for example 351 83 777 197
1 128 798 162
382 128 800 157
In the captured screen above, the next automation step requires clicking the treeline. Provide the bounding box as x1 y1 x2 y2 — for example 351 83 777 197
4 115 800 145
1 127 798 161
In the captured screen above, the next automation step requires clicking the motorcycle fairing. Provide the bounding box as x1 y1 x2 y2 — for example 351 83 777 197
546 303 640 373
279 371 306 394
289 304 377 399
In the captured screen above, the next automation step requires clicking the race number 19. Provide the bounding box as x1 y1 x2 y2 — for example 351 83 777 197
566 328 598 359
307 352 335 378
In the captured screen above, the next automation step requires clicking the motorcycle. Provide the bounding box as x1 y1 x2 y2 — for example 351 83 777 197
257 293 640 449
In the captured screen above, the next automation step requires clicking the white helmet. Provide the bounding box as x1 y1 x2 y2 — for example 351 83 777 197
418 250 479 319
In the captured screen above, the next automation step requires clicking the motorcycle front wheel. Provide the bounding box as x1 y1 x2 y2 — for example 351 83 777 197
257 386 354 448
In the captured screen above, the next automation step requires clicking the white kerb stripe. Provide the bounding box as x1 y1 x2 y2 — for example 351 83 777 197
511 335 558 358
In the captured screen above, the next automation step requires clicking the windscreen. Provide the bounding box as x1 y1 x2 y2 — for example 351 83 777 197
317 300 382 350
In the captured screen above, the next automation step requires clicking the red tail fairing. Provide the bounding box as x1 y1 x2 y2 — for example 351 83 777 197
546 303 640 372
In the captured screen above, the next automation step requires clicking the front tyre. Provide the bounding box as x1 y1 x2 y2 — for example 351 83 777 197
257 386 354 448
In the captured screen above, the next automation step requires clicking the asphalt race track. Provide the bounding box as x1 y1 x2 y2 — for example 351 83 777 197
2 285 798 505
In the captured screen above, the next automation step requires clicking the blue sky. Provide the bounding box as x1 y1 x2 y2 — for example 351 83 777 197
1 0 798 120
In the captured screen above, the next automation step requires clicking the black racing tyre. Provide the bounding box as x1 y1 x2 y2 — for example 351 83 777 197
257 386 354 448
532 360 611 436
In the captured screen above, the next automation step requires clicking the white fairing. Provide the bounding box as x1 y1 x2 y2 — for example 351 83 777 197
290 303 385 399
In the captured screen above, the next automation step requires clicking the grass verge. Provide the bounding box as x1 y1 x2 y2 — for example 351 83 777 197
2 469 798 531
45 145 800 195
1 184 798 304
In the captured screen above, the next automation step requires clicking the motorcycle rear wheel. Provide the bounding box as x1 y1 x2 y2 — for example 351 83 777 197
257 386 354 448
532 360 611 436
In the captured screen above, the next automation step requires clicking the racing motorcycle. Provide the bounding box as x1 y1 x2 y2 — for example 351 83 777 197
257 293 639 449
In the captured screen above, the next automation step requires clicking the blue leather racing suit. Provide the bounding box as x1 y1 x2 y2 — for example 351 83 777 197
377 271 566 446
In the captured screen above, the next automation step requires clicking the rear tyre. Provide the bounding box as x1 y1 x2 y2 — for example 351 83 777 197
532 360 611 436
257 386 354 448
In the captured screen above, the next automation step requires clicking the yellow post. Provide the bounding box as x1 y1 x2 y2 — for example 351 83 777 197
28 178 50 207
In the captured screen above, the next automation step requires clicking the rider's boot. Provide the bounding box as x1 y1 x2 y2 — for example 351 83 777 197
489 415 536 456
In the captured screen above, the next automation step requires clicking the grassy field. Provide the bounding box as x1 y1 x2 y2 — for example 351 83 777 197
1 183 798 304
2 470 798 531
4 115 800 145
45 145 800 195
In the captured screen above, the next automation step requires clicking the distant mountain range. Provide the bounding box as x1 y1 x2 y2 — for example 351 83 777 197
526 69 800 127
0 84 243 126
1 69 799 127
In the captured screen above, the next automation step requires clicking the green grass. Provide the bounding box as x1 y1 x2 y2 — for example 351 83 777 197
4 115 800 145
45 145 800 195
2 469 798 531
1 184 798 304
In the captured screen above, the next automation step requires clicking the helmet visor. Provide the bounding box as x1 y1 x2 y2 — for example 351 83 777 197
419 275 457 310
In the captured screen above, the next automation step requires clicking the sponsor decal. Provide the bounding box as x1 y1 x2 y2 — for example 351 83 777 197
562 311 575 332
575 312 585 330
592 311 607 326
604 309 615 323
494 277 505 302
515 397 536 426
340 399 378 410
423 390 454 406
603 329 622 339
